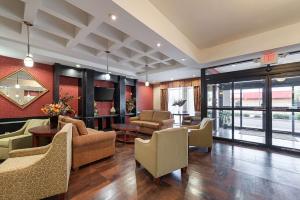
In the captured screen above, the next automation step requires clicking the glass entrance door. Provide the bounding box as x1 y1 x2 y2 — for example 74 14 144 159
271 76 300 150
234 79 266 144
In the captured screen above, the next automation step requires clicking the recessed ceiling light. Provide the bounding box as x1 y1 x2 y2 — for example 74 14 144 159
181 58 186 61
192 75 196 77
76 64 81 68
156 43 161 47
232 64 236 67
109 14 117 21
170 78 174 81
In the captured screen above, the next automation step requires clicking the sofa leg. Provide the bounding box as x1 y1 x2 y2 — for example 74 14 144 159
135 160 141 167
181 167 187 173
72 167 79 172
208 147 212 152
154 177 160 184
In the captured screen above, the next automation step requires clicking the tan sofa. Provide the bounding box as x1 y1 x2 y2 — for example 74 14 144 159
59 116 116 170
135 127 188 183
0 123 73 200
129 110 174 135
185 118 213 152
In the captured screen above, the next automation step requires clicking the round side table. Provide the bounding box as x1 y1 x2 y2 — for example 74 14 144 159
111 123 140 143
29 125 59 147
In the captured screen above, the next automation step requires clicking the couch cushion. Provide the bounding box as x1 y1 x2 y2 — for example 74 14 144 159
152 111 171 122
59 121 79 137
142 121 160 129
63 117 88 135
140 110 154 121
130 121 144 126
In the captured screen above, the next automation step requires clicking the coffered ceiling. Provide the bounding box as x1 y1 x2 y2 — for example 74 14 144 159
1 0 300 82
0 0 197 81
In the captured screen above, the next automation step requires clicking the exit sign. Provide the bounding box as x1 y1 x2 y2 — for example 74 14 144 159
261 52 278 65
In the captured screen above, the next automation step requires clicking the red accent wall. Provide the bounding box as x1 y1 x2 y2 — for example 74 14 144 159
0 55 53 118
59 76 79 115
137 82 153 111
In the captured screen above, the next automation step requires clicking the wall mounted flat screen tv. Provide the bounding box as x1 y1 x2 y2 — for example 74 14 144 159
94 87 115 101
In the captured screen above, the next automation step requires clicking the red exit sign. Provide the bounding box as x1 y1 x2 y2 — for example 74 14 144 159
261 52 278 65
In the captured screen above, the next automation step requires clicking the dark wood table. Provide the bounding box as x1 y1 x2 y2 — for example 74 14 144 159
28 125 59 147
111 123 140 143
172 112 190 125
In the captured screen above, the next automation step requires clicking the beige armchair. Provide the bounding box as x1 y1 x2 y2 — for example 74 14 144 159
0 119 49 160
185 118 213 152
135 127 188 183
0 123 73 200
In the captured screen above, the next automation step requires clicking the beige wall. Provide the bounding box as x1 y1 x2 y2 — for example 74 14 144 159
153 84 161 110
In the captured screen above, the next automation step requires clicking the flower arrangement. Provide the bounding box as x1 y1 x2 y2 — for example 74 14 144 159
126 98 135 113
172 99 187 107
41 103 64 117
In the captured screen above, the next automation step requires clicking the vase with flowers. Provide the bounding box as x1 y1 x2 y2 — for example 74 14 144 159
41 103 64 129
126 98 135 113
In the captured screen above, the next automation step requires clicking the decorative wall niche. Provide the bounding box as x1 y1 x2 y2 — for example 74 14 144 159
0 68 48 109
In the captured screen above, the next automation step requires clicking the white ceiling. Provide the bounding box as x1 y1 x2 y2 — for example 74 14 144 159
149 0 300 49
1 0 300 83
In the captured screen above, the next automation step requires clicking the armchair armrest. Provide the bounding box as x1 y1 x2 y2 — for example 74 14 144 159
159 119 174 128
9 134 32 151
0 129 24 139
134 138 154 160
129 116 140 121
184 124 200 129
73 131 116 147
9 144 50 158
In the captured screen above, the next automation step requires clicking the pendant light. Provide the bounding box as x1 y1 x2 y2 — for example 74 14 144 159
23 21 34 67
145 64 149 87
104 50 111 80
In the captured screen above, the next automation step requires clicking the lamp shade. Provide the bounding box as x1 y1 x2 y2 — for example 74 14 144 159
24 55 34 67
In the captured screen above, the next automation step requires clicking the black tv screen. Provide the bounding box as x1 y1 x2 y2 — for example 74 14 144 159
94 87 115 101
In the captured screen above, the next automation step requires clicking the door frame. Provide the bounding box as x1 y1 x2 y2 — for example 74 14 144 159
202 62 300 153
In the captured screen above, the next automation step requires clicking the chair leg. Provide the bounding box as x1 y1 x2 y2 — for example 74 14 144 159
135 160 141 167
208 146 212 152
181 167 187 173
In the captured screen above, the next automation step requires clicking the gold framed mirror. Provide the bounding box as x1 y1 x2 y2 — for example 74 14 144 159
0 68 48 109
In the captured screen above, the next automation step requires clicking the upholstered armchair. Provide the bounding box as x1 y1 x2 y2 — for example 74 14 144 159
135 127 188 182
185 118 213 152
0 119 49 160
0 123 73 200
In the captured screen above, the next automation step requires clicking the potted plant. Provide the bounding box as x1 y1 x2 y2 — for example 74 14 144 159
58 93 75 116
220 111 231 129
126 98 135 113
172 99 187 113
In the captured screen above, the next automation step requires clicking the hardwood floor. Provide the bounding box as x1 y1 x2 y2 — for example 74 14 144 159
63 141 300 200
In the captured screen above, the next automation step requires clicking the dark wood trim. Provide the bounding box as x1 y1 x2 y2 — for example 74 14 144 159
114 76 126 123
206 62 300 83
201 68 207 119
82 69 95 128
